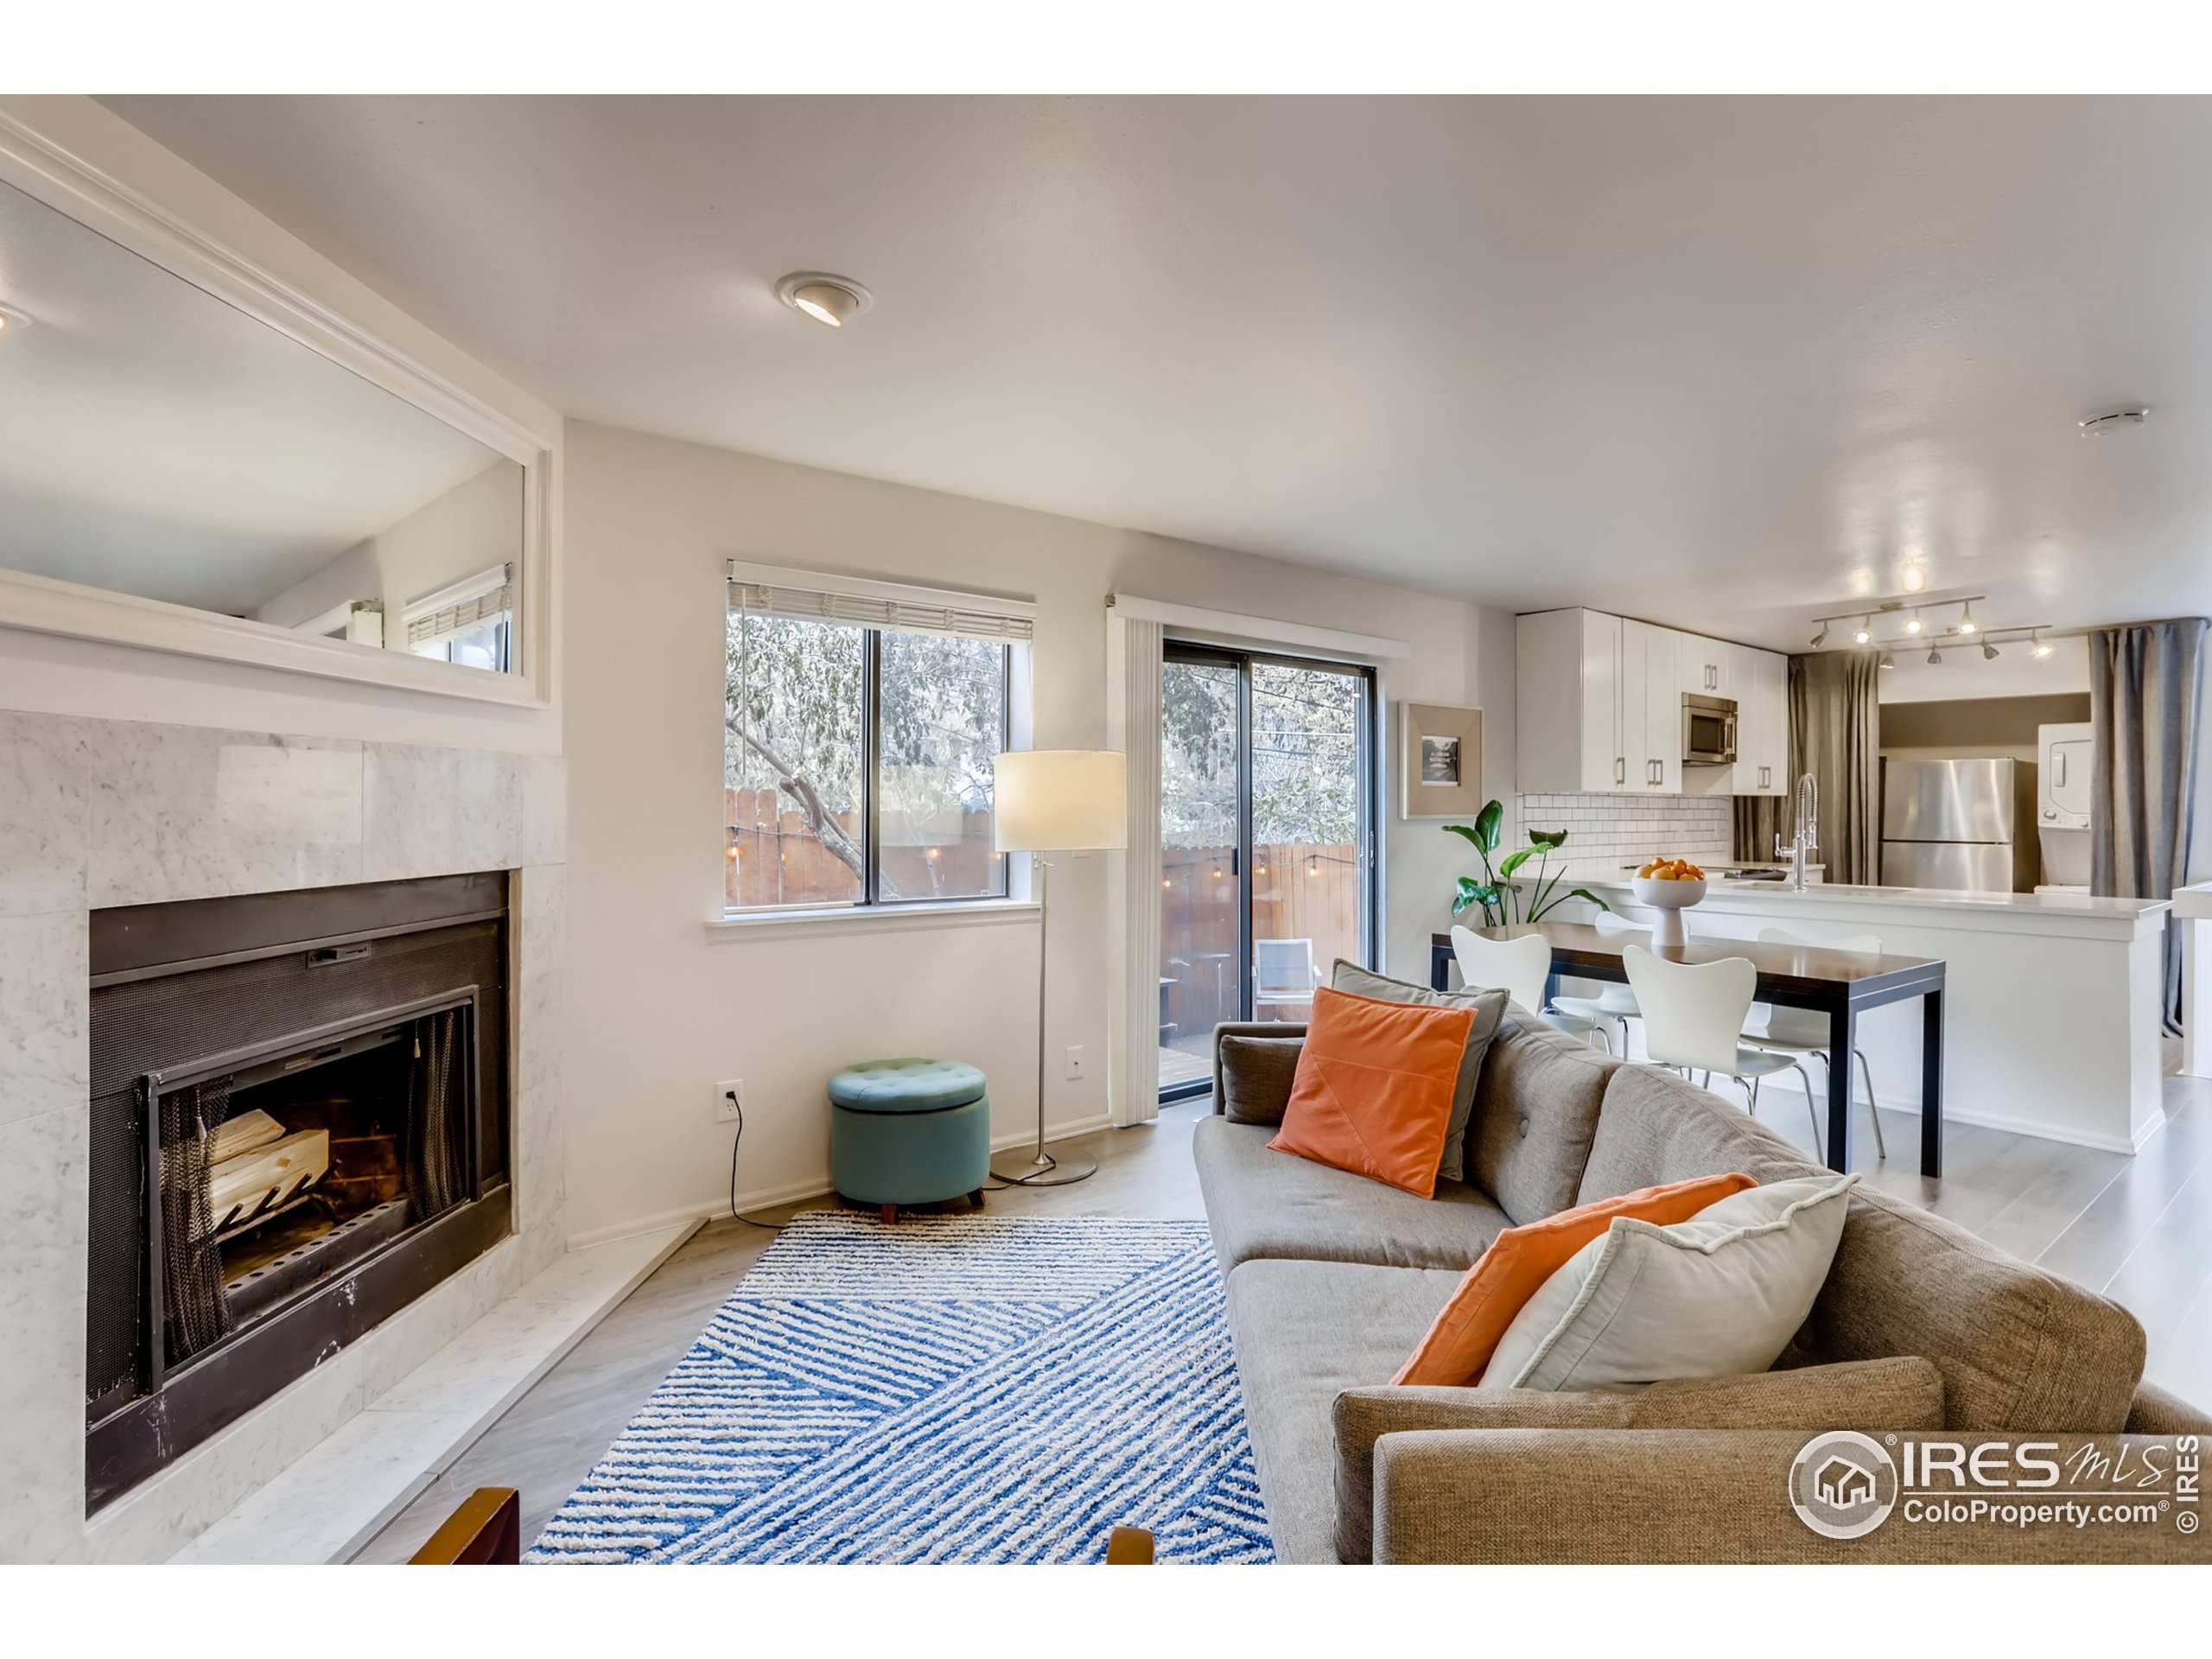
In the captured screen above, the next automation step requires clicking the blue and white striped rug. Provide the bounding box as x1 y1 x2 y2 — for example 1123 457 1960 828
528 1211 1274 1564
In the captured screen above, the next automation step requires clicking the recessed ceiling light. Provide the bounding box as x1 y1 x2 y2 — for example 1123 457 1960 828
774 271 873 328
2079 407 2149 437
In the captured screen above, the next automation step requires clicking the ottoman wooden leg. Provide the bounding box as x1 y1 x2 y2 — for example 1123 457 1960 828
969 1187 985 1209
880 1203 898 1224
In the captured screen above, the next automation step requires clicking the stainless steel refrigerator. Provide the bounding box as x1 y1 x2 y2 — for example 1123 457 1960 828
1879 757 2038 893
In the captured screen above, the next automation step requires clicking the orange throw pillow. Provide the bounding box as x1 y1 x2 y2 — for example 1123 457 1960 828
1391 1172 1758 1386
1268 987 1475 1198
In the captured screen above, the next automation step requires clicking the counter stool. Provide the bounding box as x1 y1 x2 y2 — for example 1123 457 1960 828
829 1058 991 1224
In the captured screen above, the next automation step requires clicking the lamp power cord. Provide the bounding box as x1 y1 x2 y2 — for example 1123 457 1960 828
726 1090 783 1230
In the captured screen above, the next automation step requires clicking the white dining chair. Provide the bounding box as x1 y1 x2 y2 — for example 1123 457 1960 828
1449 926 1612 1052
1739 927 1888 1159
1622 944 1821 1139
1549 910 1648 1053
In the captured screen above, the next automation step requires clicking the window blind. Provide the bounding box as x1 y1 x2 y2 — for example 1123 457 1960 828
727 573 1034 644
406 564 513 647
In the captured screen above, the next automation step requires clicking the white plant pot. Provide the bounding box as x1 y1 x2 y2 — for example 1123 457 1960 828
1629 876 1708 949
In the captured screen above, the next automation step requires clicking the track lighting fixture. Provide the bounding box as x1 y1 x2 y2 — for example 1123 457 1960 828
1810 624 1827 648
2032 631 2053 658
1905 609 1924 635
1877 650 1894 669
1853 618 1872 645
1958 601 1978 636
1927 646 1942 665
1981 640 1999 660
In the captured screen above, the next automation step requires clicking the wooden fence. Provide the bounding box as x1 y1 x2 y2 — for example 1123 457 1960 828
1159 842 1362 1052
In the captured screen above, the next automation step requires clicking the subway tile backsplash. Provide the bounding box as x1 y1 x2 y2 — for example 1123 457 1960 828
1516 792 1735 877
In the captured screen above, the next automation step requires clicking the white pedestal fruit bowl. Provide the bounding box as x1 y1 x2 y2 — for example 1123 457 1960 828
1629 875 1708 949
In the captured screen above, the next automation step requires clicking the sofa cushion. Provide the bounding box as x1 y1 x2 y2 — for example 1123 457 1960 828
1224 1258 1464 1563
1194 1116 1511 1273
1332 1357 1945 1562
1805 1183 2147 1433
1330 962 1510 1183
1464 1007 1621 1224
1574 1063 1814 1205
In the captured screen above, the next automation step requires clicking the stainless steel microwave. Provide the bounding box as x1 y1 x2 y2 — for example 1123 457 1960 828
1682 692 1738 766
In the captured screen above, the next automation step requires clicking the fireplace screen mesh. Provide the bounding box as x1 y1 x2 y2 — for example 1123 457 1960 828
159 1076 235 1362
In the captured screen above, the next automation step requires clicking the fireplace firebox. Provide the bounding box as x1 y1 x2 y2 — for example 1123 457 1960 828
85 874 512 1512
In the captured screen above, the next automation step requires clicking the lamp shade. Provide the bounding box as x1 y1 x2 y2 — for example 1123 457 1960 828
993 749 1128 853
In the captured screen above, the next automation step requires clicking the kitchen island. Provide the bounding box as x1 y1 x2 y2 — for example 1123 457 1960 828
1487 875 2171 1154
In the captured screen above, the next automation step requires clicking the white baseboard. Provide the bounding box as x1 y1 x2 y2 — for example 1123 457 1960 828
564 1112 1121 1251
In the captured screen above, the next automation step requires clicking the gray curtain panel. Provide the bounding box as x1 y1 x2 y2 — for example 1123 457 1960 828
1732 794 1783 865
1789 652 1880 884
2090 617 2209 1035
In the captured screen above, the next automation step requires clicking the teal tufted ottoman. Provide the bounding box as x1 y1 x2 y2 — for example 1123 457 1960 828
829 1058 991 1223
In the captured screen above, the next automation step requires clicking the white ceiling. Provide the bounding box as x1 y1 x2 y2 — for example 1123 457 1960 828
100 95 2212 646
0 171 502 615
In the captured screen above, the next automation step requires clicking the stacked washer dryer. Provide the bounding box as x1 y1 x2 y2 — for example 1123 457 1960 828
2036 721 2093 894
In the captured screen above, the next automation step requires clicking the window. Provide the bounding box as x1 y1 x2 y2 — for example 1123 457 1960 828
407 564 513 672
723 573 1029 914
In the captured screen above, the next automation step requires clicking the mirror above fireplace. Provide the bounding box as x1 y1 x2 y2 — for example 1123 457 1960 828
0 128 550 706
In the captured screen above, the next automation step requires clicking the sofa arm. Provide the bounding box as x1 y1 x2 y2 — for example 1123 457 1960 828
1333 1358 1945 1562
2126 1381 2212 1434
1211 1022 1306 1119
1372 1429 2212 1564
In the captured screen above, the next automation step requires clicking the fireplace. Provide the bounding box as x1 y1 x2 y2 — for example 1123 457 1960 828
85 874 513 1512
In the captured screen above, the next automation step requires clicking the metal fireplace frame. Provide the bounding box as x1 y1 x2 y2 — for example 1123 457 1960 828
84 874 513 1515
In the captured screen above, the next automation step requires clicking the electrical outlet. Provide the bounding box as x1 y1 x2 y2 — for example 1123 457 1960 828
715 1078 744 1122
1064 1046 1086 1081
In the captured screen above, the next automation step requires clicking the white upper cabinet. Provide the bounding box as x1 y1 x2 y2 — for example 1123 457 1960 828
1516 609 1789 798
1736 648 1790 797
1516 608 1628 792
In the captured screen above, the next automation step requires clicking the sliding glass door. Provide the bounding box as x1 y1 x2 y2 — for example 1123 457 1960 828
1158 645 1376 1101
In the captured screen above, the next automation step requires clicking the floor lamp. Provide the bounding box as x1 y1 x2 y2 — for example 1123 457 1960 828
991 748 1128 1186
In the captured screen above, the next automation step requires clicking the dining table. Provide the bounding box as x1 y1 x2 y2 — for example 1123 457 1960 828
1430 923 1948 1178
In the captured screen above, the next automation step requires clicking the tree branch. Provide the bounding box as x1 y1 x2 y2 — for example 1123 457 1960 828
725 711 883 891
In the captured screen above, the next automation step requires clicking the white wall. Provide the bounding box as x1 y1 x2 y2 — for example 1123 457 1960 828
561 421 1504 1243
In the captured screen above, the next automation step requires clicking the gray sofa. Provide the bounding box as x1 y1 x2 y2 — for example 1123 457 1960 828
1198 1006 2212 1564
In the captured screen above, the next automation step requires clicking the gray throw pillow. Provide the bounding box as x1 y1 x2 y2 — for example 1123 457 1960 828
1329 960 1509 1185
1216 1034 1304 1126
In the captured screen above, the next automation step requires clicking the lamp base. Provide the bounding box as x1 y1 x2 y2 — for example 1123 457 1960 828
990 1149 1098 1187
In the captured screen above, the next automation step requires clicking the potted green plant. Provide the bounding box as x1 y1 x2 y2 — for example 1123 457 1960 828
1446 800 1611 926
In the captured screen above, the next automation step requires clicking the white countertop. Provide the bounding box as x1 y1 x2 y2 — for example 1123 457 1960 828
1560 870 2170 922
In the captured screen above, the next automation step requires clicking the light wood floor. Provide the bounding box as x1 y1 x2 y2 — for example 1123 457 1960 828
355 1071 2212 1562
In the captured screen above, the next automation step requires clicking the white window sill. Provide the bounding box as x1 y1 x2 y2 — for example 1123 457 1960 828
704 898 1041 942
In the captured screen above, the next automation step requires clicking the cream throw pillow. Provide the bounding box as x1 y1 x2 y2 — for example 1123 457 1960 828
1481 1172 1859 1392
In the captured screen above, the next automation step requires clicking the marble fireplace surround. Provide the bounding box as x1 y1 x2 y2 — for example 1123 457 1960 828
0 709 569 1562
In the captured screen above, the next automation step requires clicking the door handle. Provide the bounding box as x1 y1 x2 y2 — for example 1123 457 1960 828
1616 757 1625 785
